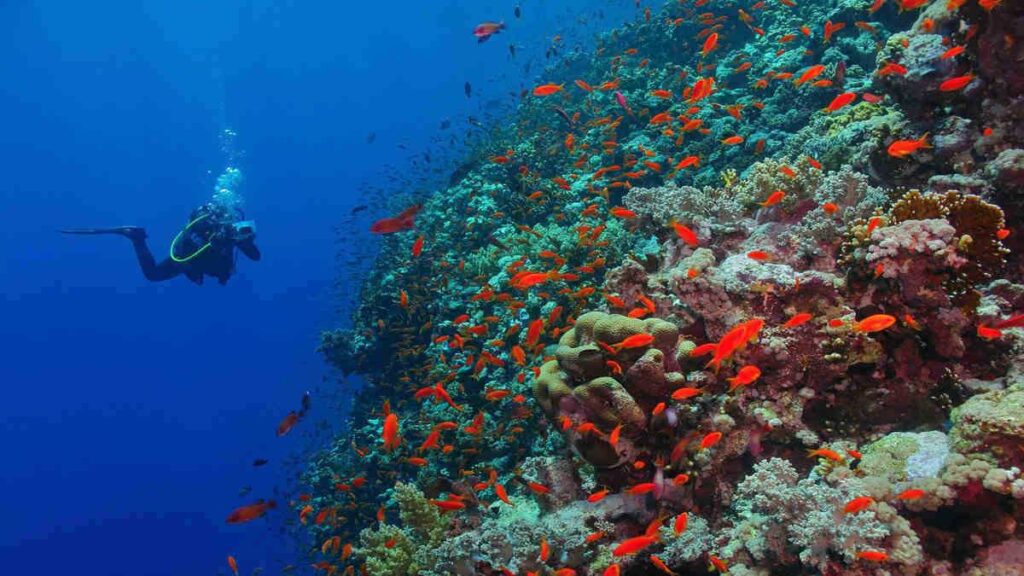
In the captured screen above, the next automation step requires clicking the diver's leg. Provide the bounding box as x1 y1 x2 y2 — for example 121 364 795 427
127 234 181 282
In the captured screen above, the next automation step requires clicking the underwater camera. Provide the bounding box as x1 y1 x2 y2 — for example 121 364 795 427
233 220 256 237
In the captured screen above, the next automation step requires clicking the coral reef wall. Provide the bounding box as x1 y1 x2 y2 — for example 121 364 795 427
305 1 1024 574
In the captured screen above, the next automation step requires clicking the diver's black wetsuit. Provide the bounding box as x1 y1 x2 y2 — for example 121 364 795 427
128 229 260 285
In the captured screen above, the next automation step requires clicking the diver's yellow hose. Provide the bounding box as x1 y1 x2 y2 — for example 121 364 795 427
169 214 213 263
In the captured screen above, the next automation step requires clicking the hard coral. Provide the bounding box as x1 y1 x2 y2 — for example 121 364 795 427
949 381 1024 470
534 311 681 468
888 190 1008 310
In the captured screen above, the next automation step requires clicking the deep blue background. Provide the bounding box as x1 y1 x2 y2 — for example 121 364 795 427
0 1 634 574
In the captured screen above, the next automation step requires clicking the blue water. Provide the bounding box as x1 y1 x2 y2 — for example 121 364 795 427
0 1 636 574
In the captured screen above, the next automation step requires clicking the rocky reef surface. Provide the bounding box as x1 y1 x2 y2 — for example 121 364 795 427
303 0 1024 574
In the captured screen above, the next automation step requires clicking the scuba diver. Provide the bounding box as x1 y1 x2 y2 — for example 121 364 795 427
62 203 260 285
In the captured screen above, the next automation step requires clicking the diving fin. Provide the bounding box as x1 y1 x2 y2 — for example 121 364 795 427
60 226 147 241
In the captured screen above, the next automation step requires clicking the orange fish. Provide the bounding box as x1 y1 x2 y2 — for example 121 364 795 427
887 134 930 158
903 314 922 331
675 155 700 169
276 411 300 437
977 325 1002 340
669 222 699 247
603 565 621 576
670 387 703 403
700 431 723 449
702 32 719 57
382 413 401 451
706 322 749 371
746 250 770 261
610 206 638 219
939 74 974 92
857 550 889 562
759 190 785 207
823 20 845 44
414 428 441 453
727 365 761 391
866 216 884 234
650 555 676 576
227 556 239 576
673 512 688 535
494 483 512 505
511 345 526 366
313 508 330 525
940 45 965 60
855 21 878 34
587 489 610 503
825 92 857 112
844 496 874 514
370 204 421 234
533 83 565 96
575 79 594 92
878 62 908 77
411 235 424 257
609 424 622 447
226 500 276 524
690 343 716 357
822 202 839 214
853 314 896 333
807 447 844 462
527 481 551 495
650 112 673 125
626 483 656 495
993 314 1024 329
430 499 466 512
794 64 826 86
897 488 926 500
783 313 813 328
612 535 658 557
613 333 654 351
485 389 511 401
721 135 744 145
525 318 544 347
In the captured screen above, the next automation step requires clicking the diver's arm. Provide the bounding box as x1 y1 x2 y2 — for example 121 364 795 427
238 237 261 261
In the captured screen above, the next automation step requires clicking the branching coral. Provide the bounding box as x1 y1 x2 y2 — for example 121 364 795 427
355 482 447 576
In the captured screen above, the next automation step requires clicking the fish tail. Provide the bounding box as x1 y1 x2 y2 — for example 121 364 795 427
704 357 720 372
